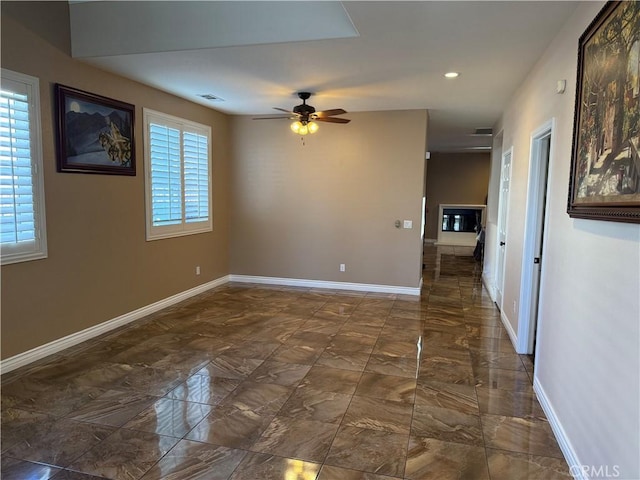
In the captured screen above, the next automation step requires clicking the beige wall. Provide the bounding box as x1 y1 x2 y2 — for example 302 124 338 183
485 1 639 476
424 152 490 240
230 110 427 288
1 3 231 359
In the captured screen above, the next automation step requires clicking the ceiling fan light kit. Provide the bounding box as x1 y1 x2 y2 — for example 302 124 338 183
254 92 350 136
291 120 319 135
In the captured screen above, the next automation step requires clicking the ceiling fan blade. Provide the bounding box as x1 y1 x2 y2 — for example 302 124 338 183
252 116 294 120
313 108 347 118
273 107 297 115
315 117 351 124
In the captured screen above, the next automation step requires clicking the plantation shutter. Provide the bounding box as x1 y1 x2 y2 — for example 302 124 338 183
0 86 35 245
183 130 209 224
149 123 182 226
144 108 212 241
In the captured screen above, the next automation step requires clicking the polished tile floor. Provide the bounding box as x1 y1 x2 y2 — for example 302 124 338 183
1 245 571 479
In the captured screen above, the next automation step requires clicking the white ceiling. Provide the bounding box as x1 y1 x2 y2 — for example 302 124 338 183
69 1 580 152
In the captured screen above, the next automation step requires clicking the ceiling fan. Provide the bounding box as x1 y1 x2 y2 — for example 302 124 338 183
254 92 350 135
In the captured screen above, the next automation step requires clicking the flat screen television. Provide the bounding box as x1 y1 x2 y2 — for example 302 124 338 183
441 208 482 233
436 204 486 246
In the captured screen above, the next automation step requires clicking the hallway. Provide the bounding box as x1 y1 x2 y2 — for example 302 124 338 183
1 245 570 479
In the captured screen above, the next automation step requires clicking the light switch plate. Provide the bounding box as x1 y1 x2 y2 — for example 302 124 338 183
403 220 412 229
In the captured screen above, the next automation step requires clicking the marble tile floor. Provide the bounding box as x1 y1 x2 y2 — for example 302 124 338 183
1 245 571 479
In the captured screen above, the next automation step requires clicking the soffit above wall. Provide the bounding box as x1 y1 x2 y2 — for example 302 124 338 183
63 1 580 152
69 1 358 57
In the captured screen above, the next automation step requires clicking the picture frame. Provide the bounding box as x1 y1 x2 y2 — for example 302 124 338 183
568 1 640 223
55 84 135 175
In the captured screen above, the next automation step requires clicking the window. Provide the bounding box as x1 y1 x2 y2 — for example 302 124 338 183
143 109 212 240
0 69 47 265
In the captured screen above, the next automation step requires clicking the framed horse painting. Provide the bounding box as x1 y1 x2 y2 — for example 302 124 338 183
55 84 135 175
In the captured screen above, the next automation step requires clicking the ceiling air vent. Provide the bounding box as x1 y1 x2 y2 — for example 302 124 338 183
198 94 224 102
473 128 493 136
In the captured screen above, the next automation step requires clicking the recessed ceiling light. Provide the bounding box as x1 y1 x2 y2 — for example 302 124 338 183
444 72 459 78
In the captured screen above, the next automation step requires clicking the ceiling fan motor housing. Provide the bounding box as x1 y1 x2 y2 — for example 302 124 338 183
293 104 316 116
293 91 316 122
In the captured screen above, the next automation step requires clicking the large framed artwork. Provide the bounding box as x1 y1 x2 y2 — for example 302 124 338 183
55 84 135 175
568 1 640 223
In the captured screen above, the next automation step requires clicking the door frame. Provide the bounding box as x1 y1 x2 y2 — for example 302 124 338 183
494 146 513 312
517 119 555 354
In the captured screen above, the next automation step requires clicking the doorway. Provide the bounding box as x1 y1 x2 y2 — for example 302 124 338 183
517 120 554 359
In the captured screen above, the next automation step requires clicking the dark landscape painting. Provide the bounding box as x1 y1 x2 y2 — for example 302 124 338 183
569 1 640 222
56 85 135 175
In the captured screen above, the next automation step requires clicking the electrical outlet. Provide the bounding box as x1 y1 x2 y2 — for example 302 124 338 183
340 264 346 272
196 266 201 275
513 300 517 314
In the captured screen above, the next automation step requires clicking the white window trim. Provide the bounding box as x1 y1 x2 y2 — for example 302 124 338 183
143 108 212 241
1 69 47 265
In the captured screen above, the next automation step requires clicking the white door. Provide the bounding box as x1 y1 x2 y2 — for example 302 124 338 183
529 135 551 355
495 148 512 310
517 121 554 356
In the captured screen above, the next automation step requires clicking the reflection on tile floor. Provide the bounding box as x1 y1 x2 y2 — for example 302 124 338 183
1 245 571 479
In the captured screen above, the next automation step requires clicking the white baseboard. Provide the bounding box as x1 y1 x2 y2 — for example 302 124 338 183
481 273 497 303
534 377 584 480
500 310 519 353
228 274 421 296
2 273 419 374
1 275 230 374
